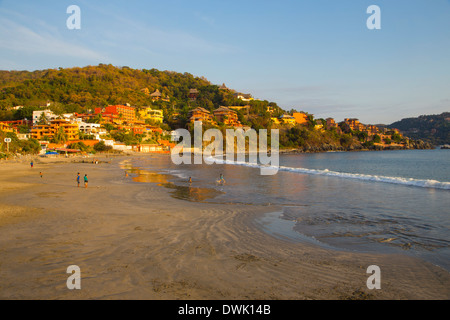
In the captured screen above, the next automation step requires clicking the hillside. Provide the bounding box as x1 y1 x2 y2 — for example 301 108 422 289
0 65 435 154
389 112 450 145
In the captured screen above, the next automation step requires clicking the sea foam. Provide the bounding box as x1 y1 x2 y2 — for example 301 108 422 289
206 156 450 190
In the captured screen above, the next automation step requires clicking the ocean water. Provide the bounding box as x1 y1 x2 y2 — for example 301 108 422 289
128 149 450 271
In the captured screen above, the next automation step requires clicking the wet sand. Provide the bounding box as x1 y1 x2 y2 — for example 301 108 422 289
0 155 449 299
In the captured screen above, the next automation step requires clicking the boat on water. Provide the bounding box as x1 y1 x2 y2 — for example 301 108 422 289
441 144 450 149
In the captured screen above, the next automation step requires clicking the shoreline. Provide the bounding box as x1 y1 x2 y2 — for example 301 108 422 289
0 154 449 299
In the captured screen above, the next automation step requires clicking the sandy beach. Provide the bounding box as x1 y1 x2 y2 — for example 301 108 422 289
0 154 448 300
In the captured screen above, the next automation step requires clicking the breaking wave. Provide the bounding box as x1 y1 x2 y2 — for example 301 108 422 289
207 157 450 190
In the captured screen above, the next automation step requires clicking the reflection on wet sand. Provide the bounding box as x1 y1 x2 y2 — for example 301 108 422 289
128 167 224 202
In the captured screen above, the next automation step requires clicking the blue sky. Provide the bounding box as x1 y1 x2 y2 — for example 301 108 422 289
0 0 449 124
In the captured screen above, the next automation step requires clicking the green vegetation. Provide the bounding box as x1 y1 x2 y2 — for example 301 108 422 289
0 130 40 154
388 112 449 145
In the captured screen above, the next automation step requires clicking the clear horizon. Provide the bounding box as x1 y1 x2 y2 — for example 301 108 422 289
0 0 449 124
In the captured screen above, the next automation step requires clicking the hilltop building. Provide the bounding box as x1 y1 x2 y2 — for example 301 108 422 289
188 107 214 124
150 89 162 101
189 89 199 101
213 106 242 127
292 112 309 125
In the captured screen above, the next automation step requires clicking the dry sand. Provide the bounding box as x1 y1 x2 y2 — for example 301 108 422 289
0 155 448 300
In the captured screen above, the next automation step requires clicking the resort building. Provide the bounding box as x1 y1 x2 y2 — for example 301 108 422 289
326 118 338 130
279 114 296 125
31 119 79 141
77 122 107 136
0 120 32 133
150 89 162 101
365 125 380 136
271 117 281 125
189 89 199 101
138 107 164 123
213 106 242 127
342 118 366 132
0 122 17 133
188 107 214 124
32 110 58 125
292 112 309 125
233 93 253 102
95 105 136 123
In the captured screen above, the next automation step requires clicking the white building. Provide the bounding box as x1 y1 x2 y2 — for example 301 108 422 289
32 110 57 125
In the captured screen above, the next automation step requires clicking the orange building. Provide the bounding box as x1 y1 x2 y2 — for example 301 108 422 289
95 105 135 123
343 118 366 132
292 112 309 125
213 106 241 127
31 119 79 141
188 107 214 124
0 122 17 133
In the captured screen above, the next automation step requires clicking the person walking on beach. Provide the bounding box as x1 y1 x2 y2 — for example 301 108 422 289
84 174 88 188
40 172 43 178
30 161 33 168
77 172 80 187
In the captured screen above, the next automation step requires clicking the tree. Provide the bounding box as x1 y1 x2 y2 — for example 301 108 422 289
93 141 112 152
38 112 49 125
372 134 381 143
53 127 68 143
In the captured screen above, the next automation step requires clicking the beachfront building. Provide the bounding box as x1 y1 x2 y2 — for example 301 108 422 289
77 122 107 136
31 119 79 141
135 144 164 153
292 112 309 125
213 106 242 127
188 107 214 124
95 105 136 124
138 107 164 123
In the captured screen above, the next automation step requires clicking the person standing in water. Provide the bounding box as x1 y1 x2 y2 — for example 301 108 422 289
188 177 192 184
84 174 88 188
218 173 225 185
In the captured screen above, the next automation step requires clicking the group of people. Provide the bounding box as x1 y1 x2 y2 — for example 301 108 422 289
76 172 89 188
